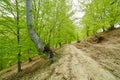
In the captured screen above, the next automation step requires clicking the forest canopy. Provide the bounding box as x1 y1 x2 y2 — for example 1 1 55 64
81 0 120 37
0 0 77 71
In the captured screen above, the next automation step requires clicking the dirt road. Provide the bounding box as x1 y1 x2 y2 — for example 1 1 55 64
21 45 117 80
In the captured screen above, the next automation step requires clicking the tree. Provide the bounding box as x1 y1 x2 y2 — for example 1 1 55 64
31 0 77 47
0 0 77 71
0 0 37 71
15 0 22 72
81 0 120 36
26 0 54 62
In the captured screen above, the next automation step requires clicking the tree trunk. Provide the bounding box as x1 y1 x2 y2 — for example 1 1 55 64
26 0 54 62
16 0 22 72
17 52 21 72
28 49 32 62
26 0 45 52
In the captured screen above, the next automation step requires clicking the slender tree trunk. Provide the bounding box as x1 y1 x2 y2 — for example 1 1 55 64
17 52 21 72
86 26 89 37
16 0 22 72
0 54 3 71
109 24 115 30
102 26 105 32
28 49 32 62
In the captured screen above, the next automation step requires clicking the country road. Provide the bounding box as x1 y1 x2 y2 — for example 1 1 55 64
21 45 117 80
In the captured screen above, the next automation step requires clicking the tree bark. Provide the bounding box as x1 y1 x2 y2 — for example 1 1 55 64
16 0 22 72
26 0 54 61
26 0 45 52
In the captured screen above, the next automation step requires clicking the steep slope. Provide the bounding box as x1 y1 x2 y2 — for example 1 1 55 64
1 28 120 80
75 28 120 79
19 28 120 80
20 45 116 80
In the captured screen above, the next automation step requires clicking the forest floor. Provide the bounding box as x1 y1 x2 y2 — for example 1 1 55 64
0 28 120 80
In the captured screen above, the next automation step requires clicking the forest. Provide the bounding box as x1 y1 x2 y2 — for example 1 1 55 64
0 0 120 80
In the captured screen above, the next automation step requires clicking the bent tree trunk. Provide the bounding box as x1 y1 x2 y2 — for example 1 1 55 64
26 0 54 62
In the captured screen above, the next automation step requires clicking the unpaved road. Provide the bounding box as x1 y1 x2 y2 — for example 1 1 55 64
21 45 117 80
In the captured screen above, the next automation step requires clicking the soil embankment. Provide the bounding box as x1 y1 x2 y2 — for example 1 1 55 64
0 28 120 80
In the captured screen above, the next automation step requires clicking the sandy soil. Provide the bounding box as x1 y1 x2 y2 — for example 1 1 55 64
20 45 117 80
